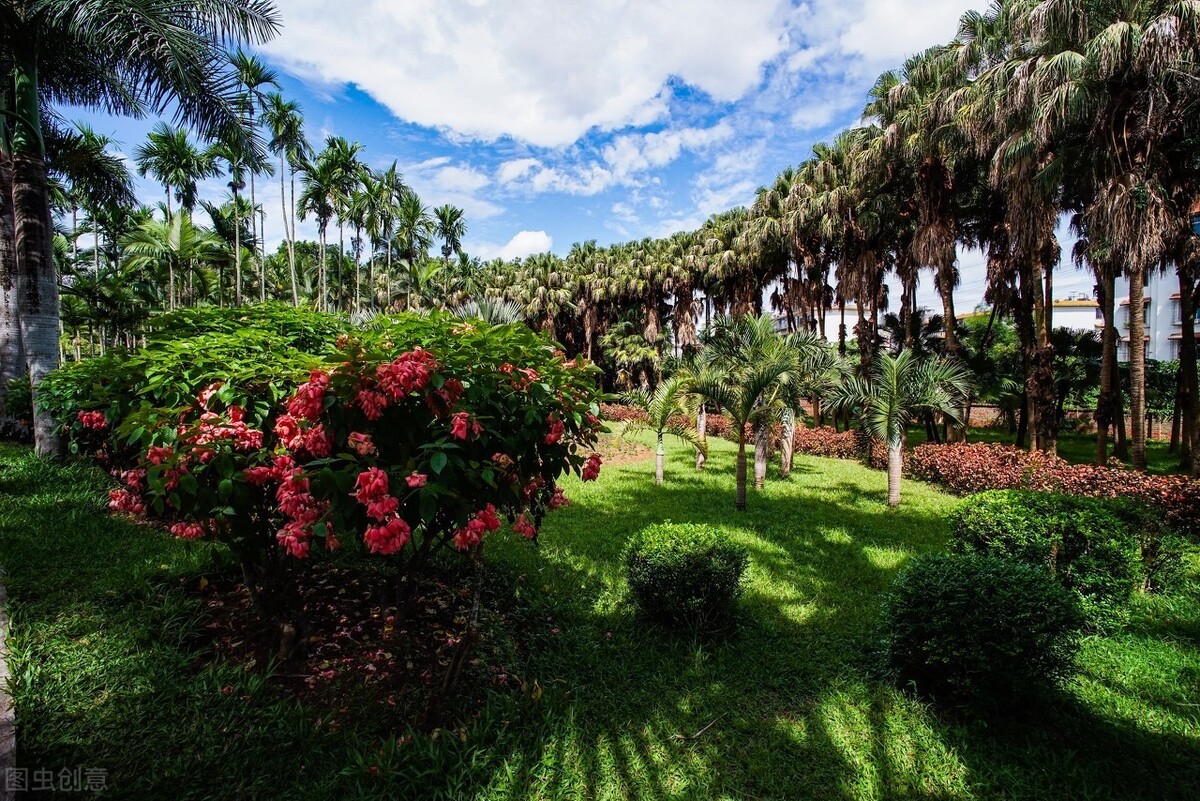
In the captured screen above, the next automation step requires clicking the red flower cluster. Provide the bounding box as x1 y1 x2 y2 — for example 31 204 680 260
170 521 207 540
513 513 537 539
275 465 329 558
450 411 483 440
499 363 539 390
287 369 330 421
108 488 144 514
77 410 107 430
376 349 437 399
452 504 502 550
909 442 1200 537
582 453 602 482
544 414 565 445
364 516 411 555
348 431 377 457
352 467 411 553
182 406 263 453
405 472 427 488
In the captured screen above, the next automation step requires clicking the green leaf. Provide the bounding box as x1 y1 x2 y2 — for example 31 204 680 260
430 451 448 474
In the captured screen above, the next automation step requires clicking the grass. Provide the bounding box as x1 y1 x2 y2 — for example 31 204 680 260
906 426 1183 475
1 437 1198 799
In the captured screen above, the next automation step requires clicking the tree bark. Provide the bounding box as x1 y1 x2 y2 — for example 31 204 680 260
1177 258 1198 475
1095 266 1117 464
655 432 664 486
695 405 706 470
0 152 22 418
887 443 902 507
754 424 768 491
1128 264 1148 471
780 413 794 478
735 437 747 511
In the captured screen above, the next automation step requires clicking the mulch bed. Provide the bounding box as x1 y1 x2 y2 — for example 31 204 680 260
184 560 529 732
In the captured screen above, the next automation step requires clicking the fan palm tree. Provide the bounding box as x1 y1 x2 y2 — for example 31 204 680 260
829 350 972 507
620 377 707 485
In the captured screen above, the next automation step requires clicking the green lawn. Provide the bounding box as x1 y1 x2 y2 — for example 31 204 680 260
907 426 1183 475
1 437 1198 799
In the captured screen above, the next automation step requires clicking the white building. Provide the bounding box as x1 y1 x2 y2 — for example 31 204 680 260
1112 271 1198 362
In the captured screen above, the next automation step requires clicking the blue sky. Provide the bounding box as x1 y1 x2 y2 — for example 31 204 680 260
72 0 1097 309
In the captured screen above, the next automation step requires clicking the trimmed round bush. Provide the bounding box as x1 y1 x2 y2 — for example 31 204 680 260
625 523 748 630
882 552 1084 705
950 489 1141 627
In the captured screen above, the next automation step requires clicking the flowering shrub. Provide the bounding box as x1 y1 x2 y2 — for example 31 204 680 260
792 426 862 460
43 310 605 650
909 443 1200 538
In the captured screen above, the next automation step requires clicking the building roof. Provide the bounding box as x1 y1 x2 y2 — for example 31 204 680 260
1053 299 1098 308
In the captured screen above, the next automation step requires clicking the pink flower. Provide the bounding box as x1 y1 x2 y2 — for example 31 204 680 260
273 415 303 450
120 469 147 490
425 377 464 417
301 424 333 457
582 453 602 482
450 412 483 440
452 518 487 550
477 504 502 532
348 431 377 457
276 521 312 558
145 445 174 465
108 488 144 514
544 415 565 445
286 371 328 421
242 465 277 486
355 389 388 421
353 467 389 503
406 472 428 488
197 382 222 408
365 495 400 522
513 514 537 539
77 410 107 430
376 349 438 399
170 521 206 540
364 516 411 555
548 487 569 509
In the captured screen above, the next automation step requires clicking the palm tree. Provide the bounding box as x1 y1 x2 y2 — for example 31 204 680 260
691 314 814 511
394 191 433 309
620 377 707 485
829 350 972 507
122 212 227 309
133 124 219 309
433 203 467 297
297 157 337 311
229 50 278 268
262 92 312 306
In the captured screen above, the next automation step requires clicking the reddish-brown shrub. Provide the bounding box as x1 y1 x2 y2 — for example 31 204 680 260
909 443 1200 538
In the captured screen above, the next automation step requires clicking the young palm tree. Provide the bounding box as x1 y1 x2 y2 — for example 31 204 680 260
691 314 816 511
395 191 433 309
297 158 338 311
229 50 279 269
829 350 972 507
122 212 227 310
620 377 707 485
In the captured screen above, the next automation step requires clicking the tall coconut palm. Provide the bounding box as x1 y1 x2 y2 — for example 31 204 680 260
262 92 312 306
829 350 972 507
229 50 278 267
394 190 433 309
297 157 338 311
433 203 467 298
620 377 707 485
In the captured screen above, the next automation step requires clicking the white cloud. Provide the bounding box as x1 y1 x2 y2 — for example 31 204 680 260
262 0 788 147
472 230 554 260
496 158 540 184
402 158 503 219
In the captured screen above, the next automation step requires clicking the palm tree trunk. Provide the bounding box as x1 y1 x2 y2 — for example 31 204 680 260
10 48 61 456
735 436 748 511
754 424 768 490
1096 267 1117 464
0 150 22 419
887 442 903 507
287 166 298 305
1128 264 1148 471
1177 258 1198 475
655 432 664 485
696 406 707 470
319 226 327 312
780 414 794 478
233 190 242 306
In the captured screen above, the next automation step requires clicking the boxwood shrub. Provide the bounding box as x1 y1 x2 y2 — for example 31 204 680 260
625 523 748 631
950 489 1142 627
882 552 1084 706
